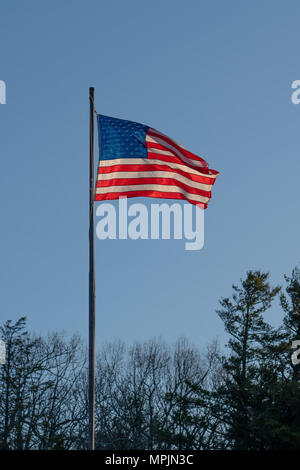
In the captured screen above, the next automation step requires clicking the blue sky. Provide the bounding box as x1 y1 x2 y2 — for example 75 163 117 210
0 0 299 351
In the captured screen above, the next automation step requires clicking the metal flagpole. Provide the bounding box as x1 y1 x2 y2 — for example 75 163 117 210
88 86 96 450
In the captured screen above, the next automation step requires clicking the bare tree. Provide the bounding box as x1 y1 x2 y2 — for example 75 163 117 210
0 318 86 449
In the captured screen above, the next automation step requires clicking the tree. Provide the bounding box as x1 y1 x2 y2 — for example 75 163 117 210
280 266 300 382
214 270 281 449
92 338 221 450
0 318 86 449
157 338 223 450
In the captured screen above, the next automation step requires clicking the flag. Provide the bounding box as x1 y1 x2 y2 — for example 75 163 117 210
96 115 219 208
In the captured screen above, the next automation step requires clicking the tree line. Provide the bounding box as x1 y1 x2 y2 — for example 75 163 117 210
0 267 300 450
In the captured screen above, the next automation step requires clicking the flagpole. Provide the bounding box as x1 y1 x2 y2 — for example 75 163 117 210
88 86 96 450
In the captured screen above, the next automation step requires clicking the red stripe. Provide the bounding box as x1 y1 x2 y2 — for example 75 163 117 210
147 129 209 166
98 163 216 185
146 144 203 168
147 152 219 176
97 177 211 198
95 190 207 209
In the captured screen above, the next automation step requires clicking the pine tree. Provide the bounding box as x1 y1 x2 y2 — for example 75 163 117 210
280 266 300 382
215 270 280 449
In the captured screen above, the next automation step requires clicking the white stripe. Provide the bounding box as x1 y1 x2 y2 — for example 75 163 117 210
98 170 213 192
95 184 209 204
98 158 217 179
145 147 174 157
146 134 207 168
146 135 207 168
149 128 185 149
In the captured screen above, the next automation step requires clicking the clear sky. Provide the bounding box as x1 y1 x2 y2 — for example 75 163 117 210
1 0 299 351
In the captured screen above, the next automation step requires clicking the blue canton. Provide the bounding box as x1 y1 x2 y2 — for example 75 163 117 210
97 114 149 161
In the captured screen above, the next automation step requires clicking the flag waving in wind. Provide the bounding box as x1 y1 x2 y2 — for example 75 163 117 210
96 115 219 208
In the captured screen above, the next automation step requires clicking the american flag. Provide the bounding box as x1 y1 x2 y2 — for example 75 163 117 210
95 115 219 208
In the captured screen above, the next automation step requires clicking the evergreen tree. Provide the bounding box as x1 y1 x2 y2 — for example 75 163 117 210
215 270 280 449
280 266 300 382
